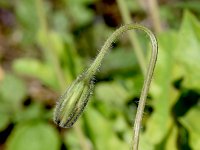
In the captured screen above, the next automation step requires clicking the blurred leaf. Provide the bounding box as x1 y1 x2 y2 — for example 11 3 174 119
94 80 136 122
52 11 70 33
7 122 60 150
14 103 46 123
84 107 129 150
64 129 81 150
12 58 59 90
95 81 131 104
100 48 138 77
0 74 27 108
165 125 178 150
138 135 155 150
37 29 82 79
0 1 10 7
66 0 95 26
175 11 200 91
179 106 200 150
37 30 65 61
126 0 141 12
0 113 10 131
15 0 38 43
175 2 200 13
112 114 132 143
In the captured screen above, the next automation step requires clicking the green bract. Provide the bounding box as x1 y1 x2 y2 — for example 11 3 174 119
54 74 94 128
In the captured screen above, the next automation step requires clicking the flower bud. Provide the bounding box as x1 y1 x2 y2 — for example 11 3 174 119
54 74 94 128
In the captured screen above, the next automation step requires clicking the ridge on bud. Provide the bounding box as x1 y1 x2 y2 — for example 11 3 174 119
54 74 94 128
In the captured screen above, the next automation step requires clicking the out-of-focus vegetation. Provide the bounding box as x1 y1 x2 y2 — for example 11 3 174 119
0 0 200 150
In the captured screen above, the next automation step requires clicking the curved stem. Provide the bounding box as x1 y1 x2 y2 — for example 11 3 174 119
86 24 158 150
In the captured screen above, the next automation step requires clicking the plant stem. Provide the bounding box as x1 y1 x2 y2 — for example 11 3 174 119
132 27 157 150
116 0 146 75
35 0 90 149
85 24 158 150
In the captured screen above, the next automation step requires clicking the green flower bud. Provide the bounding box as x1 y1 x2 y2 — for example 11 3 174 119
53 23 158 150
54 74 94 128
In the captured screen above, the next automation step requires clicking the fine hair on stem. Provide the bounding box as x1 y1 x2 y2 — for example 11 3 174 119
54 24 158 150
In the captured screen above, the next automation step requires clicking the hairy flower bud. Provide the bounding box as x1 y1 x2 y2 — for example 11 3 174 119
53 24 158 150
54 74 94 128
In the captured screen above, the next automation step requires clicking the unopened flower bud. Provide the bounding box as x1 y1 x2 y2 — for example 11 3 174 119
54 74 94 128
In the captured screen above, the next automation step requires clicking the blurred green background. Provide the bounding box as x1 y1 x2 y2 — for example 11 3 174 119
0 0 200 150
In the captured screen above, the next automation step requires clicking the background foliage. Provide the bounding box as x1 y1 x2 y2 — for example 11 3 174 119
0 0 200 150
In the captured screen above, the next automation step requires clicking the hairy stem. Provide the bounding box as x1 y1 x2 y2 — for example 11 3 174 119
86 24 158 150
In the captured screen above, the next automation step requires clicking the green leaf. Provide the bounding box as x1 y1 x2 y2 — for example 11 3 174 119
84 107 129 150
14 103 46 123
66 0 95 26
12 58 59 90
7 122 60 150
37 29 82 80
0 113 10 131
95 81 131 104
94 80 136 121
15 0 38 43
100 48 138 77
37 30 65 61
174 1 200 13
165 125 178 150
0 74 27 108
64 129 82 150
179 106 200 150
175 11 200 91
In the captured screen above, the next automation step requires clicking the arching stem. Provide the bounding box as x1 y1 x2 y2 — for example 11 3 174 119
86 24 158 150
54 24 158 150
